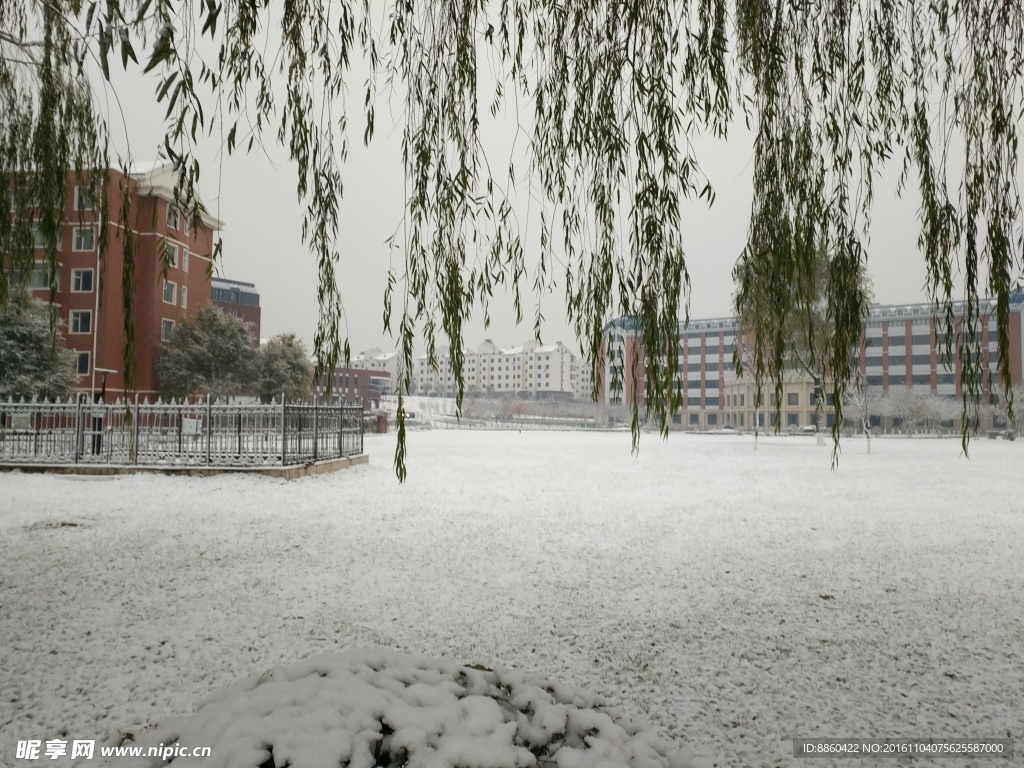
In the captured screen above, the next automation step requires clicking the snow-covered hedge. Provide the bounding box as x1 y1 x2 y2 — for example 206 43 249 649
103 648 710 768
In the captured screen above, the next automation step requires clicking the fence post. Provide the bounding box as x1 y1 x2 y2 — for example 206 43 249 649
132 393 140 464
280 394 287 466
206 393 212 465
338 403 343 457
74 396 82 464
105 402 113 463
33 405 40 457
313 397 319 462
359 404 364 454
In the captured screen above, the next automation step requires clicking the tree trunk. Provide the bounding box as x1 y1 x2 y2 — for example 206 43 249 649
814 377 826 447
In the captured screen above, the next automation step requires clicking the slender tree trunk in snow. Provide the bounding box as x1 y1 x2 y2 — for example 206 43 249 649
814 377 826 447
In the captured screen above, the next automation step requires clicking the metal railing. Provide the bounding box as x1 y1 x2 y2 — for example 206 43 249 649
0 396 364 467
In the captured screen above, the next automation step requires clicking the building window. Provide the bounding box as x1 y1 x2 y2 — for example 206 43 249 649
787 412 799 426
787 392 798 406
163 280 177 304
912 354 931 365
707 414 718 426
161 319 175 342
689 413 699 425
164 242 179 268
888 355 906 366
180 285 188 309
29 222 65 251
71 268 94 292
18 261 53 290
167 205 179 230
76 351 90 375
889 375 906 386
912 374 931 385
74 186 96 211
182 250 189 273
72 226 95 252
69 310 92 334
32 223 48 249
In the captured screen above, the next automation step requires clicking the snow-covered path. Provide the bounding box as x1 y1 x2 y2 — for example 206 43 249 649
1 431 1021 767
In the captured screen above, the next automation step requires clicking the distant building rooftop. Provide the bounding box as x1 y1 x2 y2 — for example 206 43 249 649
212 277 260 308
212 277 258 292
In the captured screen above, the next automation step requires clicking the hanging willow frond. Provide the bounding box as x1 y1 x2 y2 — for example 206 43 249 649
1 0 1021 477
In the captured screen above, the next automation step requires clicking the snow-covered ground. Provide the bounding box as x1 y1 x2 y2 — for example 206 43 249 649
1 431 1021 767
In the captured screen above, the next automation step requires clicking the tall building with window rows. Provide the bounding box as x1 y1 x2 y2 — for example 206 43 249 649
601 294 1024 430
10 162 221 400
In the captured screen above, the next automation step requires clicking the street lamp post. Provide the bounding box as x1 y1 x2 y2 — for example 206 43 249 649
91 368 117 455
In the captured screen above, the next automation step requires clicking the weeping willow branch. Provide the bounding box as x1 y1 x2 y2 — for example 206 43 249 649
1 0 1021 477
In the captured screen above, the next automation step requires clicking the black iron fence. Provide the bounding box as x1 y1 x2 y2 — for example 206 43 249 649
0 397 364 467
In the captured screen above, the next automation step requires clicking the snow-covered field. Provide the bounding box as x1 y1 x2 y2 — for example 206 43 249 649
1 431 1022 767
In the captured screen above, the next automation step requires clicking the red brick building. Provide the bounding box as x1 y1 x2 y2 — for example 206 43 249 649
17 162 221 400
313 368 392 411
211 277 261 345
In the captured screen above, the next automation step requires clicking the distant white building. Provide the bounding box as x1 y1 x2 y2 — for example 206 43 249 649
573 356 596 401
349 348 404 393
530 342 575 397
414 339 579 398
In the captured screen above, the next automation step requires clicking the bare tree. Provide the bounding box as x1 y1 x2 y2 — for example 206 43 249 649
878 389 930 437
501 399 528 429
999 384 1024 437
842 377 872 454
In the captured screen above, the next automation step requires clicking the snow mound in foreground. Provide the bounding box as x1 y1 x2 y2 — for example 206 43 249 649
101 647 711 768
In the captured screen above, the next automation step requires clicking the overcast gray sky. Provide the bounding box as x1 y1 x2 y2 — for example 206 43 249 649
103 27 1010 360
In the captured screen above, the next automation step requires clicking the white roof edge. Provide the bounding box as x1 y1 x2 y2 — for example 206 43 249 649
128 161 224 231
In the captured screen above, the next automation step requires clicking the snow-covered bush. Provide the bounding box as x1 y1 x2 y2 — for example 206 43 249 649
102 648 710 768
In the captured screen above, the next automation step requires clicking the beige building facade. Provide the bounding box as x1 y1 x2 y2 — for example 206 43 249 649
722 373 836 431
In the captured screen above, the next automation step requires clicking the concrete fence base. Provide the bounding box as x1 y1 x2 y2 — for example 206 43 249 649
0 454 368 480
